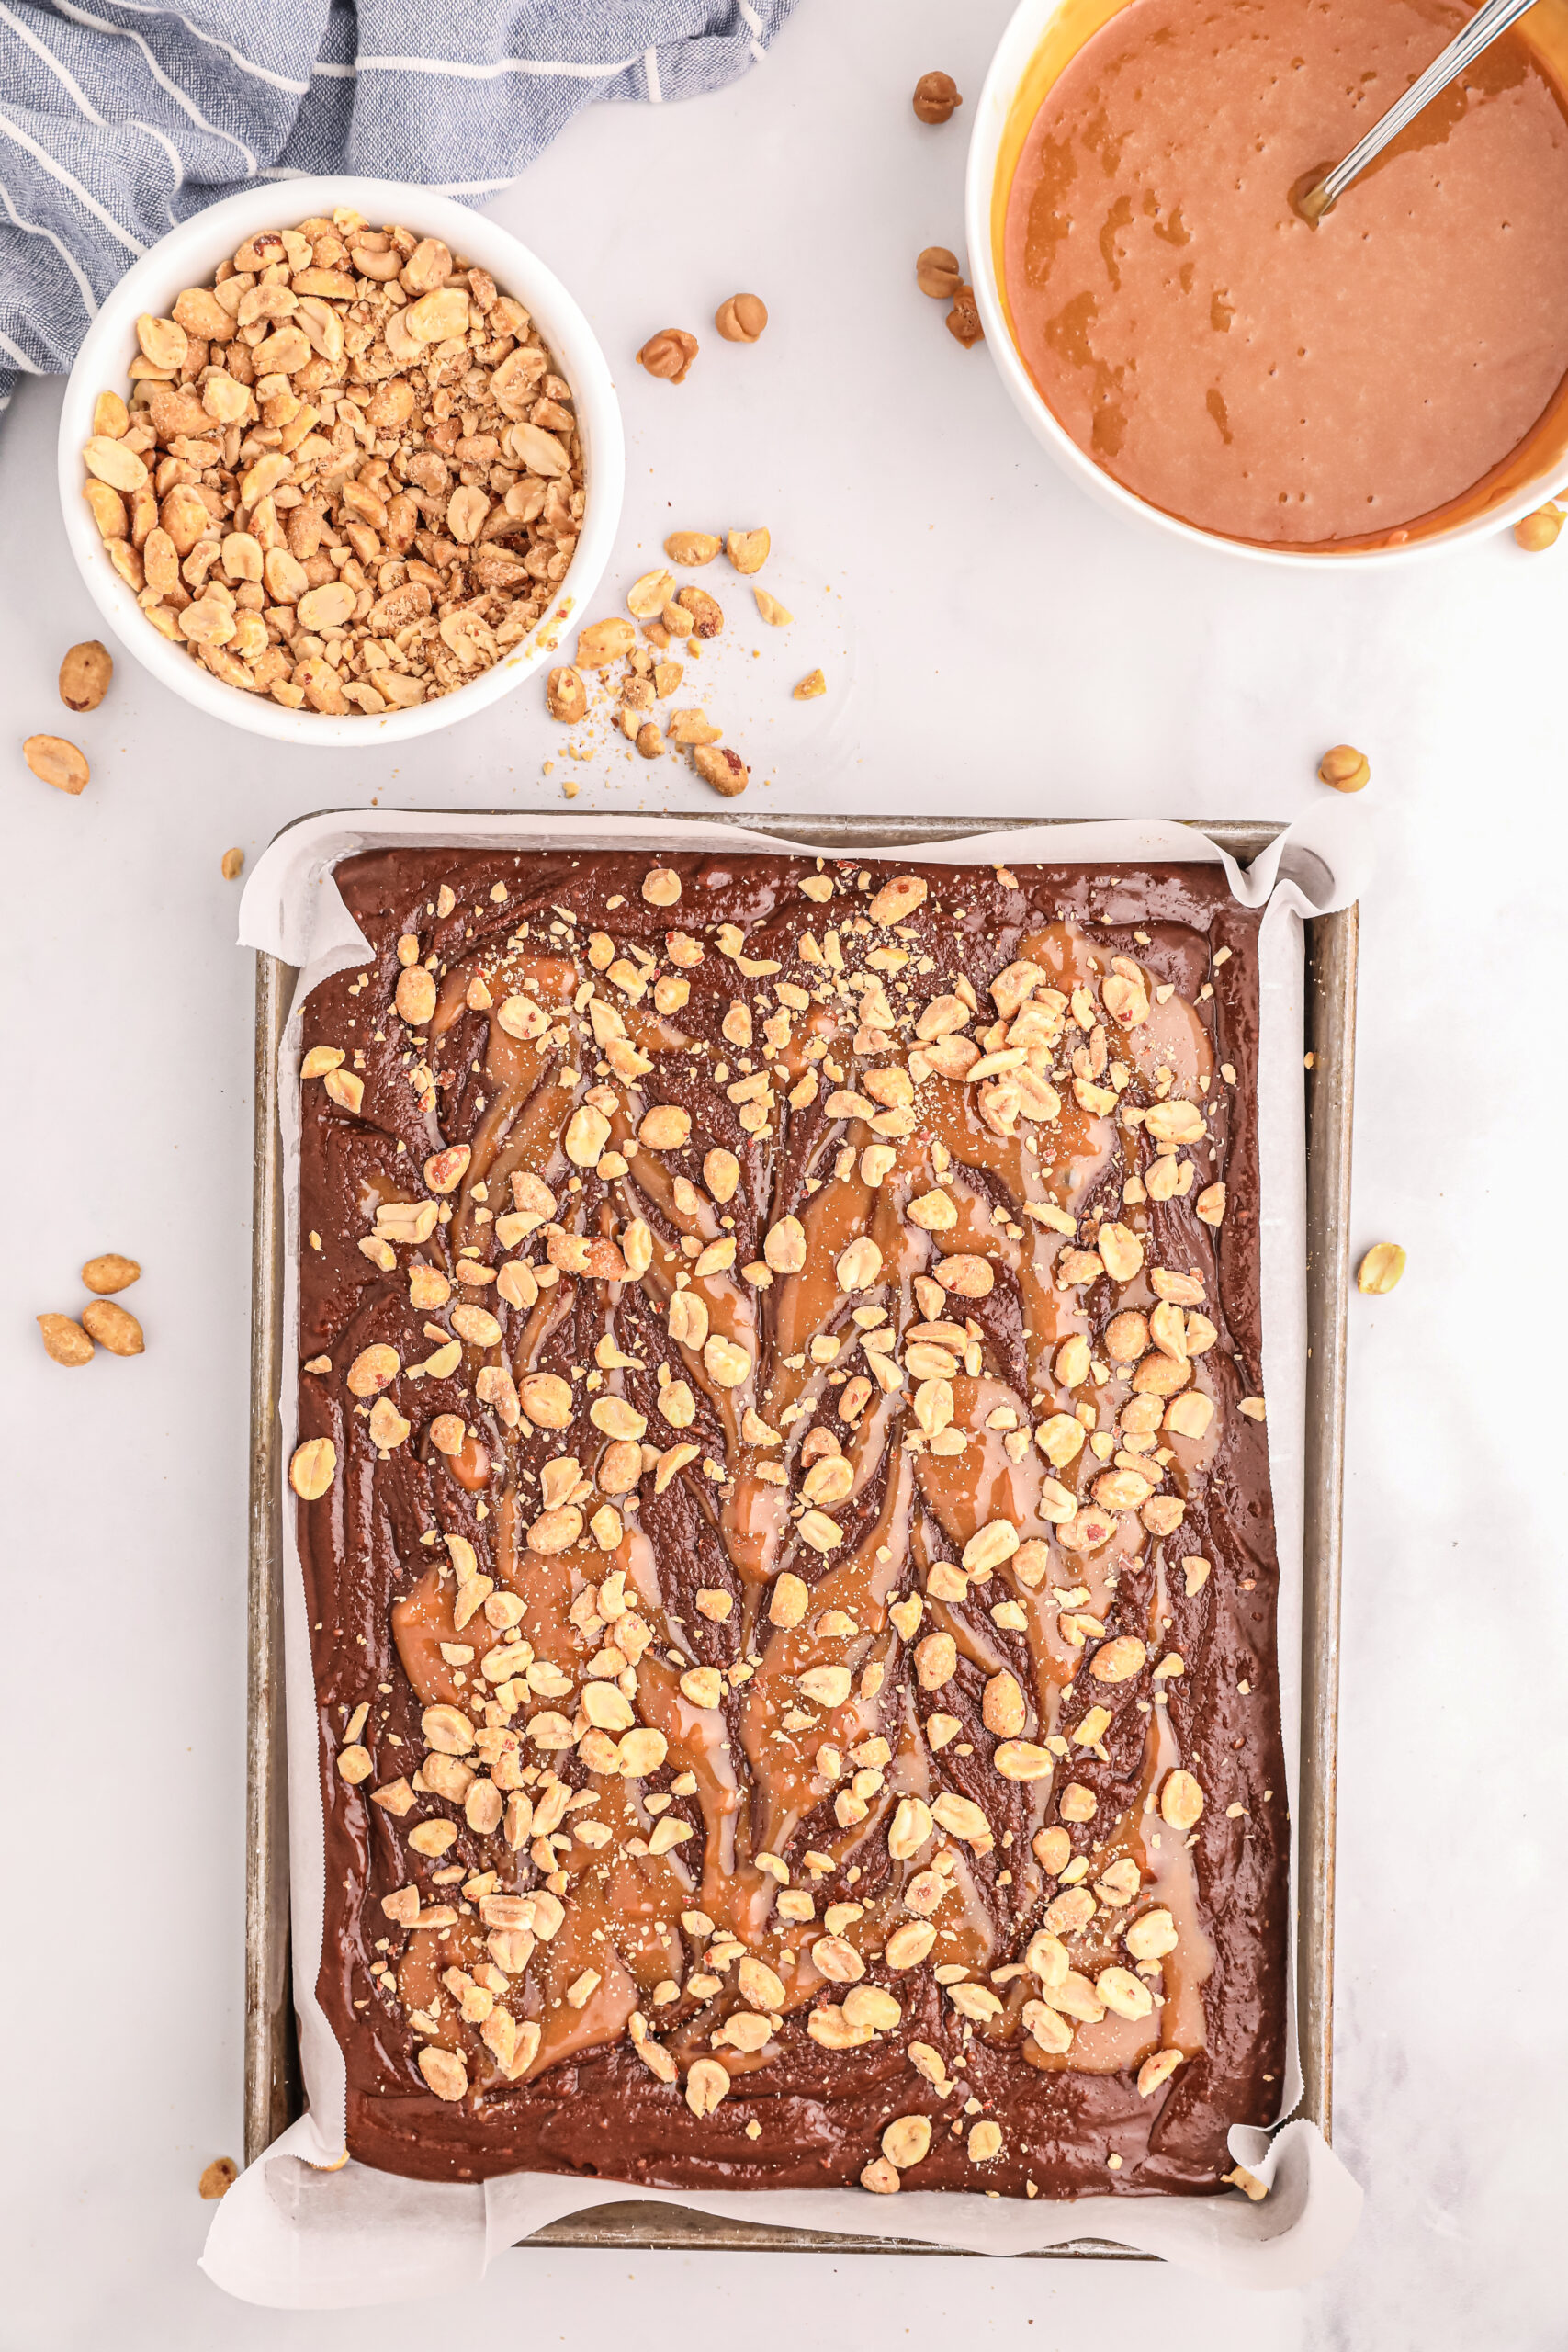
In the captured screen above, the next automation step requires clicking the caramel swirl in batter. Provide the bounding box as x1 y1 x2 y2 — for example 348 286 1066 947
321 869 1246 2154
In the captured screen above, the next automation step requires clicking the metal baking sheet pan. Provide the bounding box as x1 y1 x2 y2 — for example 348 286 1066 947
245 813 1354 2256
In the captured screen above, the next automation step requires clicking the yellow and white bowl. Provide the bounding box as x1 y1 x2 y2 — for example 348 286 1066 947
964 0 1568 566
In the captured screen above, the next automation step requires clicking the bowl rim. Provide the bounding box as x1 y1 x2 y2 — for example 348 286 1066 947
964 0 1565 570
58 175 625 744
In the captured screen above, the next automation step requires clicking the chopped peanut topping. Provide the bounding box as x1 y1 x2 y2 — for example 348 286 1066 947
298 850 1268 2181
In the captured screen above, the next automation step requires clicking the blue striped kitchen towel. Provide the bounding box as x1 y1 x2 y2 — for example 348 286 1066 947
0 0 795 413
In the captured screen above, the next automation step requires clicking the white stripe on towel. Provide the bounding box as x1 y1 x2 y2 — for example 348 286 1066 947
0 111 146 252
355 50 640 82
75 0 310 94
48 1 261 170
0 3 107 124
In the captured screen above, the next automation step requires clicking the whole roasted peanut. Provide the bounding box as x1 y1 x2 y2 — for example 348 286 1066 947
82 1253 141 1295
39 1314 94 1366
715 293 768 343
289 1437 337 1500
92 390 129 439
1105 1309 1148 1362
1160 1770 1204 1831
395 965 437 1025
882 2114 933 2168
637 328 698 383
705 1148 740 1203
1357 1241 1406 1295
1318 742 1370 792
24 734 89 795
83 1298 144 1355
694 744 748 797
636 721 664 759
547 664 588 720
639 1103 693 1150
83 435 148 492
946 285 984 346
83 480 128 541
913 70 962 123
137 311 189 372
1514 502 1563 551
173 283 230 338
220 847 244 880
916 246 962 299
59 639 113 712
665 531 720 565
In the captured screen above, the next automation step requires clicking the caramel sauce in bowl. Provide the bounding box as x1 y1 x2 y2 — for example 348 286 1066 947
966 0 1568 562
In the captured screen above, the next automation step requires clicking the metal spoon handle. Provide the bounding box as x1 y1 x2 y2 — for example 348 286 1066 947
1316 0 1540 211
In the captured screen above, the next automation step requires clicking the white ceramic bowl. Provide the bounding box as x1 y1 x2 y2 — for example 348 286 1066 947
58 176 624 742
965 0 1568 567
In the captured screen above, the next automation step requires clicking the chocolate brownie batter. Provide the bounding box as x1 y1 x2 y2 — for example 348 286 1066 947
293 848 1288 2200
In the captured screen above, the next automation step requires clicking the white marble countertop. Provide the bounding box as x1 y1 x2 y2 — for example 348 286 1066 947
4 3 1560 2343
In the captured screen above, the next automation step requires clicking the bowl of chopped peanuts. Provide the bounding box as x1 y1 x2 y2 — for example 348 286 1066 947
58 177 624 743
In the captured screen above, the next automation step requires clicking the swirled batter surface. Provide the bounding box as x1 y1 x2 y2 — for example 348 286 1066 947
298 849 1286 2197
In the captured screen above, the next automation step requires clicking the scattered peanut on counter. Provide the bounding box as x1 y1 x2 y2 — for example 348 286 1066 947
38 1255 145 1363
1357 1242 1406 1295
916 246 963 299
1514 501 1563 551
82 1252 141 1293
726 527 769 574
544 513 833 791
1318 743 1371 792
198 2159 238 2201
546 665 588 721
715 292 768 343
83 1300 145 1355
23 734 90 794
59 639 113 711
38 1315 94 1366
692 744 748 795
221 845 245 879
912 70 963 123
637 328 698 383
913 244 982 346
946 284 984 347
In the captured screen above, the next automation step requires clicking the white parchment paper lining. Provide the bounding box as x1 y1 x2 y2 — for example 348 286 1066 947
207 807 1368 2305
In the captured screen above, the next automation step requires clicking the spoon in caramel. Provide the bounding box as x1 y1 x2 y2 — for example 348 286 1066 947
1295 0 1541 219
